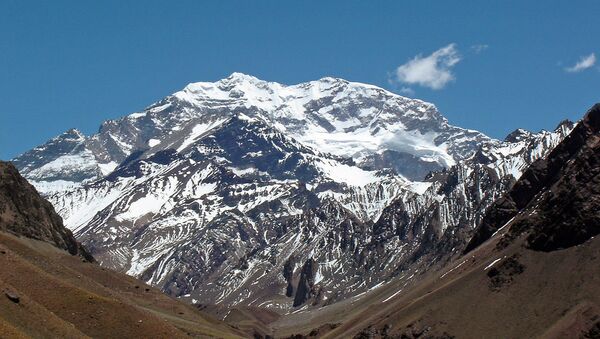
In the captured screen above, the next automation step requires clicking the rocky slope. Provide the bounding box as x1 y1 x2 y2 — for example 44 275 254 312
0 161 246 338
0 161 92 260
11 74 573 313
275 104 600 339
341 103 600 339
466 103 600 253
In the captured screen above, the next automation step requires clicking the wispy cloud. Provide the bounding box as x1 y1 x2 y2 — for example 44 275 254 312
565 53 596 73
393 43 461 90
470 44 489 54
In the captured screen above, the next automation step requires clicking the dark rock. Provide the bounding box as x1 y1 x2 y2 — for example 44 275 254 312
487 255 525 291
5 291 20 303
466 103 600 253
504 128 532 143
283 258 295 297
583 321 600 338
293 258 317 307
0 161 94 262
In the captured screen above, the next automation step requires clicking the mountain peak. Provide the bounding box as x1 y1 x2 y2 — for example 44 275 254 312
504 128 532 143
223 72 262 83
56 128 85 141
315 75 349 83
18 74 495 184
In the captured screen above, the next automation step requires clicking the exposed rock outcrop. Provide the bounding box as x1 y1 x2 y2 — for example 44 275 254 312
0 161 93 261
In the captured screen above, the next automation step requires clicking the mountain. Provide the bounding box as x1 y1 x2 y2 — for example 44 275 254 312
0 161 246 338
271 104 600 338
12 73 492 188
11 73 573 314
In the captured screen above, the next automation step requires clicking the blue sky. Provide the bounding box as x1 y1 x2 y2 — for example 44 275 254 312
1 0 599 159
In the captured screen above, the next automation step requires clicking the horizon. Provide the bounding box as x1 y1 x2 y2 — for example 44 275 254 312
2 1 599 159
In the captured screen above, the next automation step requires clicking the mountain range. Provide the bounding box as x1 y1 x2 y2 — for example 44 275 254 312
7 74 599 337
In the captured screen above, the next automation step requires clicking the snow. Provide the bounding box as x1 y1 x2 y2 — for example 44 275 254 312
128 112 146 119
190 183 216 199
63 186 124 232
245 151 263 157
315 159 380 186
31 180 81 194
116 176 179 222
409 181 433 195
228 166 257 176
148 138 161 147
27 151 98 180
368 281 386 291
177 118 227 152
169 72 483 170
492 217 515 237
314 268 324 284
382 289 403 303
117 195 165 221
484 257 504 270
295 124 456 168
440 259 467 279
108 133 133 153
98 161 118 175
495 143 525 157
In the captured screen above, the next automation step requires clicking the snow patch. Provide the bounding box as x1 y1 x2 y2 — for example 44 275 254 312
148 139 161 147
98 161 118 175
382 289 403 303
315 159 379 186
177 119 227 152
484 257 504 271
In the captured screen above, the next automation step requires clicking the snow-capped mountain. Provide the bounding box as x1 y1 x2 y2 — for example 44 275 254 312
11 73 573 312
13 72 491 188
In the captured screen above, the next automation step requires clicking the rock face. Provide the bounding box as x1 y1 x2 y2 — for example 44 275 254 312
321 104 600 339
466 103 600 253
293 258 318 307
0 161 92 260
365 118 573 275
11 74 574 312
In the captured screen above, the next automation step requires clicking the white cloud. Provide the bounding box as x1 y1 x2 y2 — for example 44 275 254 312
565 53 596 73
471 44 489 54
394 43 461 90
